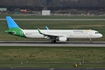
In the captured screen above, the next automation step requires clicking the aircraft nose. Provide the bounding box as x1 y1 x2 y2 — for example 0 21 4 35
99 34 103 38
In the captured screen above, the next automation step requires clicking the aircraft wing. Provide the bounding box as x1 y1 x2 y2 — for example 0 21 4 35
38 29 60 39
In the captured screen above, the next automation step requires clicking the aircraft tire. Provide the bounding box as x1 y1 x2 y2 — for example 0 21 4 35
51 40 56 43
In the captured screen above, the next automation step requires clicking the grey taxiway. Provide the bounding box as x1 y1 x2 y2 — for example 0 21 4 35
0 41 105 47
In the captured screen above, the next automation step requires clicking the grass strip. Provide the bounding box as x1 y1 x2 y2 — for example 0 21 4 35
0 47 105 68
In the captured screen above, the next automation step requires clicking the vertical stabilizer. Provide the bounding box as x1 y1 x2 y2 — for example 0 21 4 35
6 16 20 29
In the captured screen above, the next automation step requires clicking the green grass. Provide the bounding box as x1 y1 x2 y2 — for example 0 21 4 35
0 47 105 68
1 20 105 41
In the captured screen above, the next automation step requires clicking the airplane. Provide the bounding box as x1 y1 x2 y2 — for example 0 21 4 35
5 16 103 43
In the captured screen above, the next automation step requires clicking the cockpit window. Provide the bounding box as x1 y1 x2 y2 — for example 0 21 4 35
95 32 99 34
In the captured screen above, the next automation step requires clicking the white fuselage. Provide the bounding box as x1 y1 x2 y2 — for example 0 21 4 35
22 29 102 39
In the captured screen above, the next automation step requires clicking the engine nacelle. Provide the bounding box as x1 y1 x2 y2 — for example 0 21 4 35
58 37 67 42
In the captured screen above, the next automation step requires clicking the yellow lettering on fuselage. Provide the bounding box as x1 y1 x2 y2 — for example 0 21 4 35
83 30 89 32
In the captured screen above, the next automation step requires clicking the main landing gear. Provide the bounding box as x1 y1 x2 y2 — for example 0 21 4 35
51 39 56 43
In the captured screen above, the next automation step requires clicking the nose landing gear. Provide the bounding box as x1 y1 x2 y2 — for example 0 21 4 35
90 38 93 43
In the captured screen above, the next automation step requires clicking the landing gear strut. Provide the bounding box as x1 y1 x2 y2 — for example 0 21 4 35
51 39 56 43
90 38 93 43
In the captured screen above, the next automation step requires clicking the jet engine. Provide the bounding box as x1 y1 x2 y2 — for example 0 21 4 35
58 36 67 42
